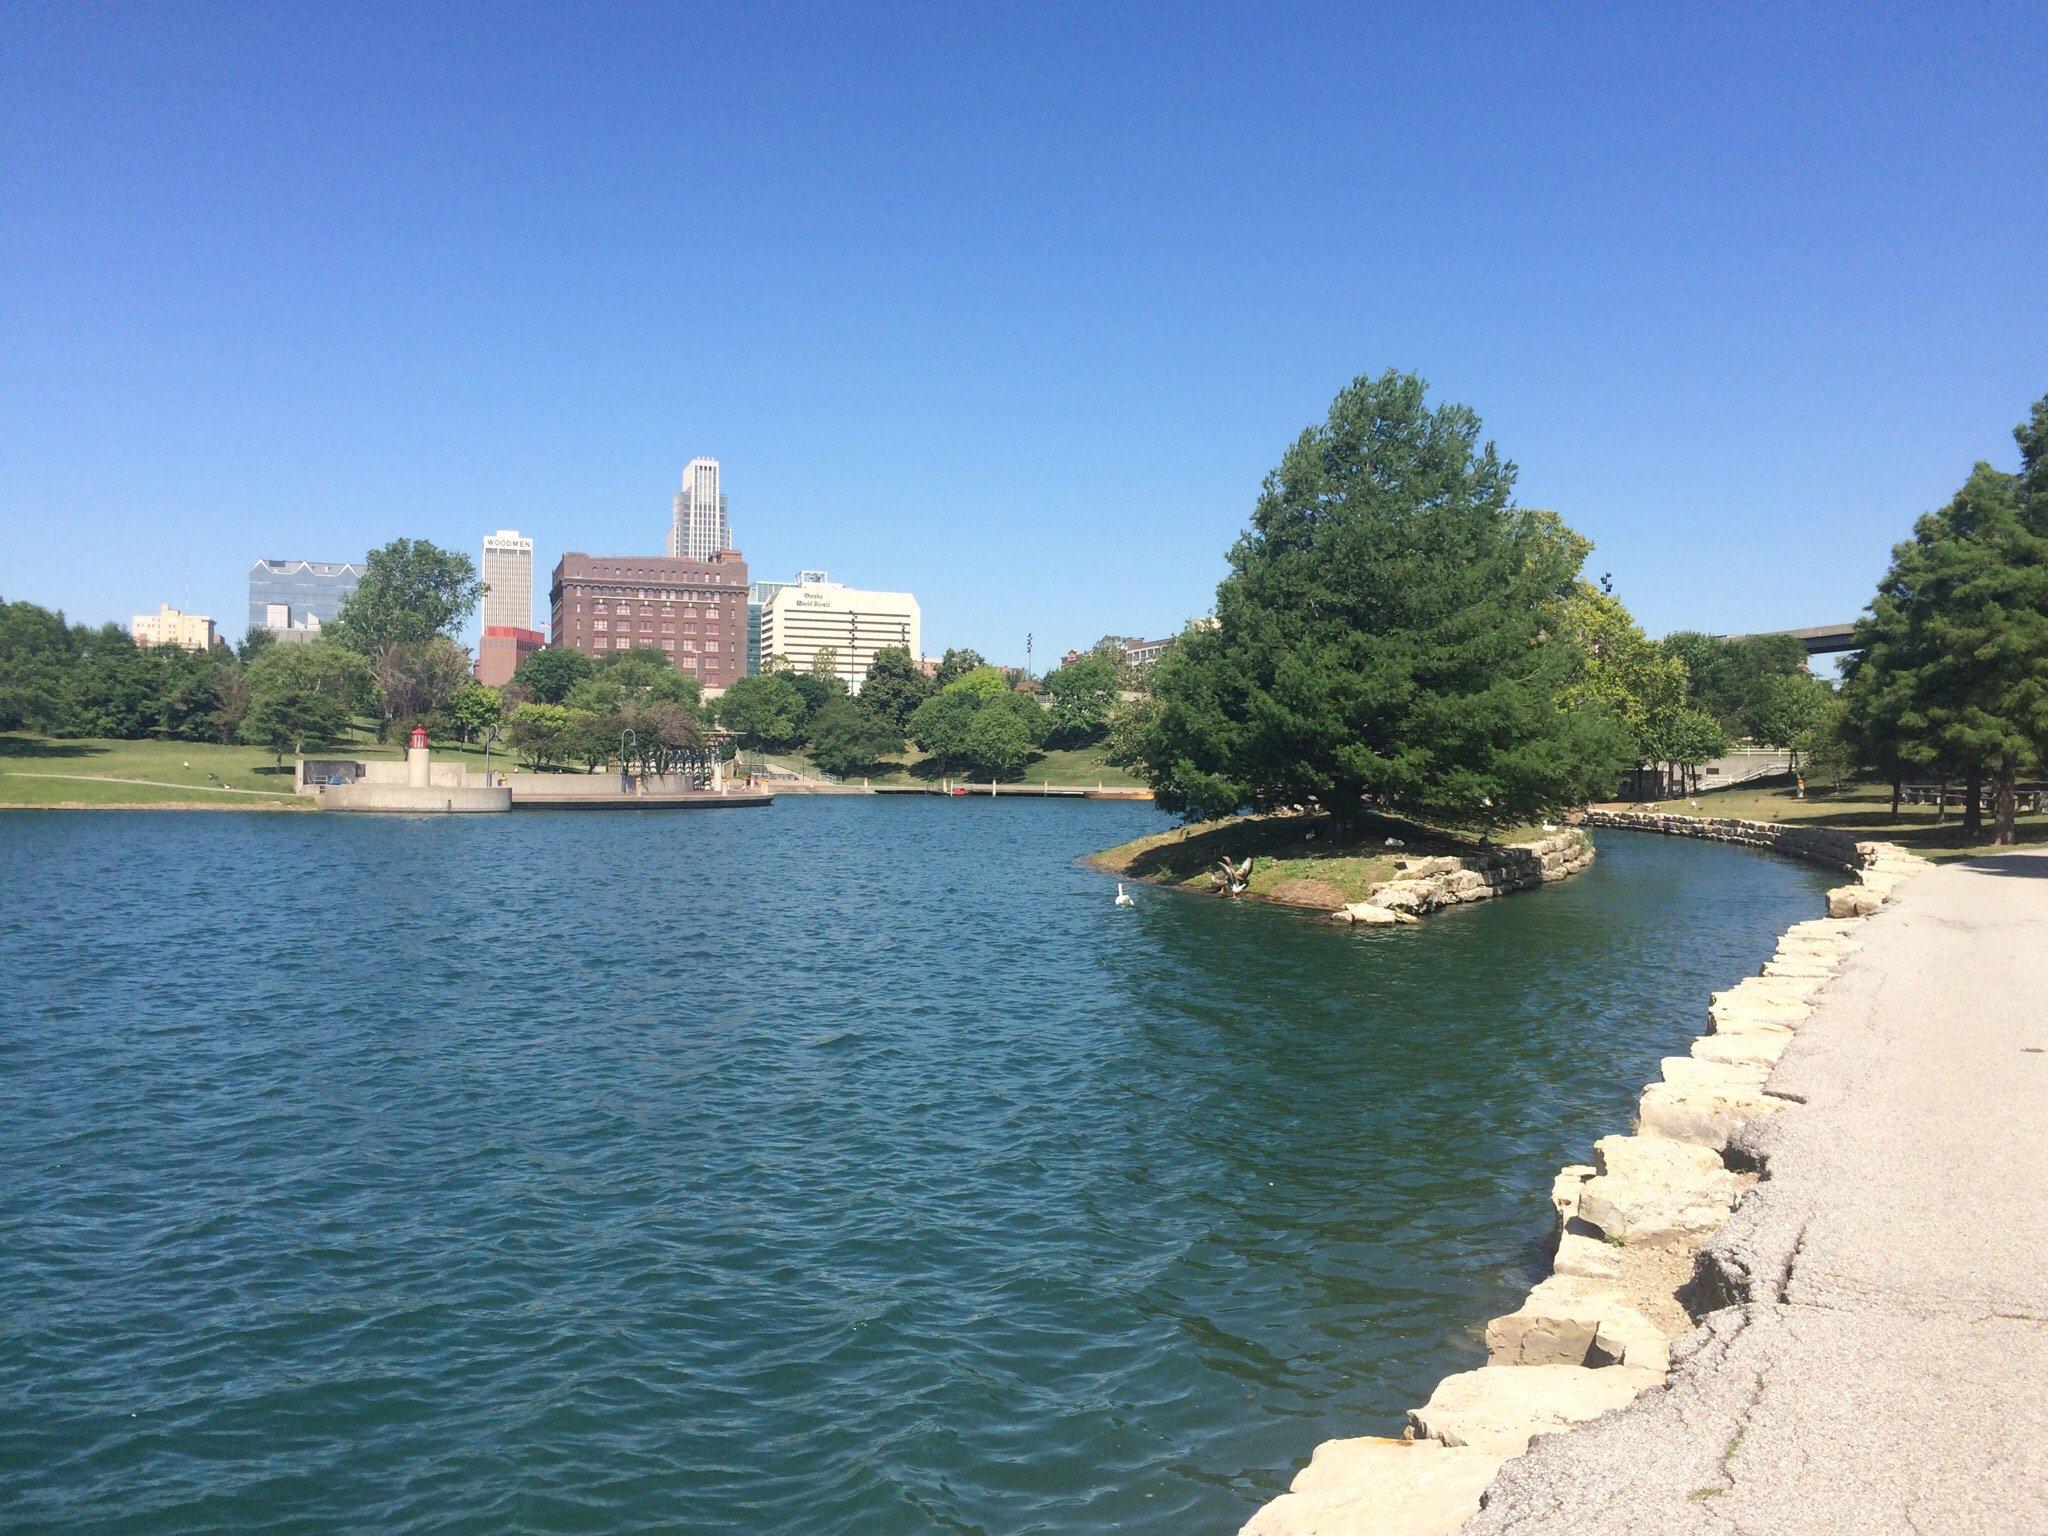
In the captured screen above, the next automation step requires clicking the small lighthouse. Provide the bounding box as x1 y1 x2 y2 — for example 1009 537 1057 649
407 725 431 788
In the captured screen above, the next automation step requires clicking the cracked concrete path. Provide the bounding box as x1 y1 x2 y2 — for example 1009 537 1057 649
1464 849 2048 1535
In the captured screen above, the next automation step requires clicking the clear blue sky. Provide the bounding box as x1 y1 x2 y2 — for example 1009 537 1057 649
3 3 2044 662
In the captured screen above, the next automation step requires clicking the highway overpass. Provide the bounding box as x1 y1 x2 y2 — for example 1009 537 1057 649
1718 623 1859 656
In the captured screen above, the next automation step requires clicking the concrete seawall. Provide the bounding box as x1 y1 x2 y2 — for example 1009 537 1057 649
1240 825 1956 1535
1581 809 1863 870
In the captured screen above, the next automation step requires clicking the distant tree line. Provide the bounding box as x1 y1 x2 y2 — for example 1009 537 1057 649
0 537 498 764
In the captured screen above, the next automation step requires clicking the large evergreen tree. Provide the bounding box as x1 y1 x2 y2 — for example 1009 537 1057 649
1842 394 2048 843
1134 370 1628 827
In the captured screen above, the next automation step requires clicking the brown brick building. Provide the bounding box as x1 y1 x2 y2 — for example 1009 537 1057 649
548 550 750 691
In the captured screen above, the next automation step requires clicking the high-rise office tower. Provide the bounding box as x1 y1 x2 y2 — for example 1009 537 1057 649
481 530 535 630
668 458 730 561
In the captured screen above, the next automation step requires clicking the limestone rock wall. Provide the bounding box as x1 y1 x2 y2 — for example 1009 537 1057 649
1333 830 1595 926
1240 828 1929 1536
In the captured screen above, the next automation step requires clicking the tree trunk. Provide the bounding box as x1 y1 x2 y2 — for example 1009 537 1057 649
1994 769 2017 846
1890 776 1901 820
1963 768 1983 837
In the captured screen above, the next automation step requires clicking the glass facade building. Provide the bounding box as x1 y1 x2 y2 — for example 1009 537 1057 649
248 559 364 635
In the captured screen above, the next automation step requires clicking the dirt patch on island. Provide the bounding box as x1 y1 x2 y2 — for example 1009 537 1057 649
1265 876 1349 910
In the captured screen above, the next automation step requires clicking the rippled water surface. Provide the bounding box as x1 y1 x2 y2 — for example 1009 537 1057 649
0 802 1832 1534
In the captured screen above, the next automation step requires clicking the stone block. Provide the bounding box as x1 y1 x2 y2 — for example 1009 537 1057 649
1485 1274 1667 1370
1552 1231 1623 1282
1239 1436 1505 1536
1576 1134 1748 1248
1691 1029 1792 1068
1638 1080 1784 1150
1408 1363 1663 1457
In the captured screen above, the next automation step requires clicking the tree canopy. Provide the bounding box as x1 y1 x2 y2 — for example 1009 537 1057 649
857 646 933 731
1842 393 2048 842
806 698 903 778
512 647 595 704
715 674 806 750
1130 370 1629 827
331 539 483 652
1041 653 1119 746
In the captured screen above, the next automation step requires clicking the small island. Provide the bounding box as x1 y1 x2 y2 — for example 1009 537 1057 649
1091 811 1593 922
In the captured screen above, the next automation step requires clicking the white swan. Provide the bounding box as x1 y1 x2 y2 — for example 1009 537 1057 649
1114 883 1135 907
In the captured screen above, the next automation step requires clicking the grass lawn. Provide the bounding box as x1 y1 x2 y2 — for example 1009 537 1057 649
1088 810 1552 909
760 739 1147 789
1602 777 2048 862
0 731 510 810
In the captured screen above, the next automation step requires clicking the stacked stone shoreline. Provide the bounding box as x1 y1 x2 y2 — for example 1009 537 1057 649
1331 829 1596 925
1242 819 1929 1536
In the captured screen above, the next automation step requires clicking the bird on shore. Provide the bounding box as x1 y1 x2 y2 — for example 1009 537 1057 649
1114 883 1134 907
1211 856 1253 897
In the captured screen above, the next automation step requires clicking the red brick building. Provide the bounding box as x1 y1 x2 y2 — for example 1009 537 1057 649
475 625 545 687
548 550 749 691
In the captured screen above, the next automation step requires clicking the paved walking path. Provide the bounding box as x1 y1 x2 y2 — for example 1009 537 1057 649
1465 849 2048 1534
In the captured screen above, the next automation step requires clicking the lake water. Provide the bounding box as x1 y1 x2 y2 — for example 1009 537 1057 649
0 801 1831 1535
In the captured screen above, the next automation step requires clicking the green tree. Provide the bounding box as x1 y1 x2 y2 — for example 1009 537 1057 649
788 670 848 735
958 690 1048 779
907 687 982 772
1660 631 1811 740
1041 654 1119 746
1753 671 1835 770
563 675 628 714
1842 397 2048 842
506 701 577 769
715 674 806 750
331 538 483 652
932 648 987 687
244 639 378 722
241 685 347 768
440 679 503 744
1563 586 1687 770
373 636 470 738
857 646 933 732
1644 706 1728 792
806 699 903 778
1134 370 1629 827
238 641 375 765
512 647 594 704
940 665 1009 702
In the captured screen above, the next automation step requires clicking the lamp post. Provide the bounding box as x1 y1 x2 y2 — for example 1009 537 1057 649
480 724 502 785
620 728 639 792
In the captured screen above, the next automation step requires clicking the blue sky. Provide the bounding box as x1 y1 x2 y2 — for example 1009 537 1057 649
2 3 2044 662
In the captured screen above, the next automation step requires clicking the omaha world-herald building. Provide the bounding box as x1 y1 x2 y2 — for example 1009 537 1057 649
549 550 750 692
750 571 920 691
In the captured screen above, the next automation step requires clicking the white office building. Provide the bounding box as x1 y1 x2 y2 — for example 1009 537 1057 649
753 571 920 692
481 530 535 631
668 458 731 562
